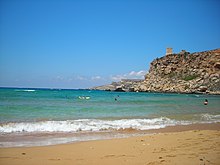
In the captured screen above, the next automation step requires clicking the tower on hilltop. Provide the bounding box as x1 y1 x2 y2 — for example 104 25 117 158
166 48 173 55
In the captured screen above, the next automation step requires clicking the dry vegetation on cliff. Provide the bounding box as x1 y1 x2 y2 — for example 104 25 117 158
93 49 220 94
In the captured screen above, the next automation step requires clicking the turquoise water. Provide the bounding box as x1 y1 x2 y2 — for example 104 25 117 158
0 88 220 147
0 88 219 122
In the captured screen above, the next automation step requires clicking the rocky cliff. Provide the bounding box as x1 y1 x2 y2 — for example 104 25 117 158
92 48 220 94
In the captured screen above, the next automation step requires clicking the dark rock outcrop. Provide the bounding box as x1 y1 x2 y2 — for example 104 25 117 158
92 79 144 92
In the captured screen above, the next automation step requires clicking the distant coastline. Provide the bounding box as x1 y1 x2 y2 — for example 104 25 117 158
0 87 91 91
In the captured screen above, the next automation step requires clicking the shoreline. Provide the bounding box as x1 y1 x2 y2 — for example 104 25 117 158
91 88 220 95
1 123 220 165
141 122 220 133
1 122 220 148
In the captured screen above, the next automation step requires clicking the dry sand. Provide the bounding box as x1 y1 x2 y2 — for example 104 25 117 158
1 123 220 165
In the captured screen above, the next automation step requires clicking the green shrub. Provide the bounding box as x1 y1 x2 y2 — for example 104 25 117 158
183 74 198 81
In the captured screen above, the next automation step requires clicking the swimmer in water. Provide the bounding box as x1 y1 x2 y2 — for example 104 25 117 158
204 99 208 105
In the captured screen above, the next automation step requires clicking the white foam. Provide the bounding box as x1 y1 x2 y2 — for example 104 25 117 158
1 114 219 134
199 114 220 121
0 117 184 133
15 89 36 92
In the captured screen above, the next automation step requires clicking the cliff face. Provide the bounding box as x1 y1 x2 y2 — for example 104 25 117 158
92 49 220 94
141 49 220 94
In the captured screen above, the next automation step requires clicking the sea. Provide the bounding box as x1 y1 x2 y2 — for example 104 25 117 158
0 87 220 147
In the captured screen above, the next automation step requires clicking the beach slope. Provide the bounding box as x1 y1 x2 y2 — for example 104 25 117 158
1 128 220 165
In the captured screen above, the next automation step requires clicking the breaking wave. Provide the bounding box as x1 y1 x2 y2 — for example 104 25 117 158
1 114 219 134
15 89 36 92
0 117 171 133
199 113 220 121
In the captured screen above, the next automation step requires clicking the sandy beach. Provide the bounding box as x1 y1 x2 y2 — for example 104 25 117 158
1 123 220 165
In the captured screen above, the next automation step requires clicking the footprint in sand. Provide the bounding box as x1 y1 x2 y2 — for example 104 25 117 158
49 158 61 161
166 154 176 157
185 138 192 141
104 154 115 158
147 161 165 165
103 154 134 159
152 148 166 153
147 161 159 165
157 157 166 163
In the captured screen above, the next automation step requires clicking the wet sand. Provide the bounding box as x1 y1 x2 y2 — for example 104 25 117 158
1 123 220 165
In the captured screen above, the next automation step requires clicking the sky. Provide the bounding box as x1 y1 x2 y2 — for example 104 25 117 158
0 0 220 89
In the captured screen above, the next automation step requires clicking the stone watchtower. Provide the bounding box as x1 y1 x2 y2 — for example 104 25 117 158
166 48 173 55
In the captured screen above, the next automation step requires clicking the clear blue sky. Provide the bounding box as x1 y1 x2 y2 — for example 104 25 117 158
0 0 220 89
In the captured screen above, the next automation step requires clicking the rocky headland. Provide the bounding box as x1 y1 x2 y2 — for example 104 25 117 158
92 48 220 94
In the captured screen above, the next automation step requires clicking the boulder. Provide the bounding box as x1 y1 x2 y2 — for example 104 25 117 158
198 86 208 92
139 85 148 92
214 62 220 70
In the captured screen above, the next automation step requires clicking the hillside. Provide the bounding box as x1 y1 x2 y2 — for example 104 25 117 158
92 48 220 94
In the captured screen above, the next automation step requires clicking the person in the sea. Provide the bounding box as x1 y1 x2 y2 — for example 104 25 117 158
204 99 208 105
115 95 119 101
